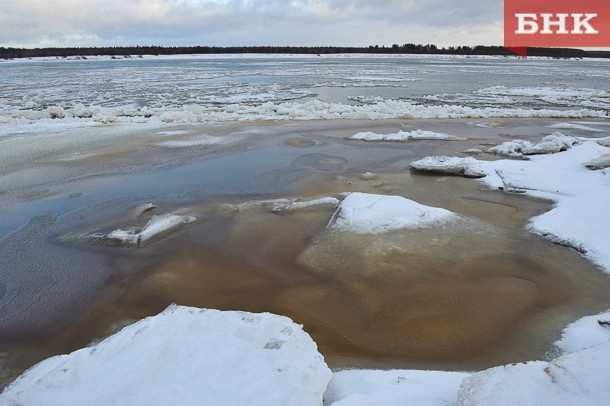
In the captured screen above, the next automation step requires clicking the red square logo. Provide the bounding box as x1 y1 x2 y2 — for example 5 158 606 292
504 0 610 56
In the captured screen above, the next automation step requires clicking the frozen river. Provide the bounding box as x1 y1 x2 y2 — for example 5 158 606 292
1 54 610 390
1 54 608 133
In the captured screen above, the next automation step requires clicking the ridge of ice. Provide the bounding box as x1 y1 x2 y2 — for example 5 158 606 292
2 100 607 137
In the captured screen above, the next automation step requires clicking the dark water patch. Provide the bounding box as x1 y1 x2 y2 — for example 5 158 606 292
0 214 110 340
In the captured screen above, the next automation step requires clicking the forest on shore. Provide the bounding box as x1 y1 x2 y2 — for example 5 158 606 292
2 44 609 59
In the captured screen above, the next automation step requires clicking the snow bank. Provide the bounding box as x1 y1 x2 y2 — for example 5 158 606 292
350 129 466 141
479 140 610 272
325 369 469 406
328 192 457 234
410 156 487 178
454 309 610 405
456 341 610 406
0 305 332 406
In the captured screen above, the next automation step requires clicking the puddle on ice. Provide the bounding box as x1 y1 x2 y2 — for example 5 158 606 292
2 120 610 386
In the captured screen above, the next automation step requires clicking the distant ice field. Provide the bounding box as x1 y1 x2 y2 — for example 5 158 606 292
1 54 608 135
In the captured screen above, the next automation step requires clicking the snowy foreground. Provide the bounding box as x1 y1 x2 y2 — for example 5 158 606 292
1 305 609 406
2 136 610 404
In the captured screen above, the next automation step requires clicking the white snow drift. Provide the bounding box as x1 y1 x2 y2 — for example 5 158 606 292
0 305 332 406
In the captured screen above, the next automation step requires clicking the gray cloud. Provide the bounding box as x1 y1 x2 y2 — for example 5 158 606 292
0 0 504 48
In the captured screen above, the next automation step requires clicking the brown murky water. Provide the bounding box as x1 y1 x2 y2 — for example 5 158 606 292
2 119 610 387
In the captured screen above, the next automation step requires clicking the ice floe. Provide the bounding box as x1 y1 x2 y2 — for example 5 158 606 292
83 210 196 247
410 156 487 178
350 129 466 141
359 171 378 180
155 134 230 148
0 305 332 406
597 138 610 148
487 132 580 158
584 153 610 170
327 192 458 234
222 197 340 214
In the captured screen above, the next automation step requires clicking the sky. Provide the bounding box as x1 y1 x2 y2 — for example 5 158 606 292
0 0 504 49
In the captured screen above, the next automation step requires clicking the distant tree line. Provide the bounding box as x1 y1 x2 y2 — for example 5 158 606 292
0 44 607 59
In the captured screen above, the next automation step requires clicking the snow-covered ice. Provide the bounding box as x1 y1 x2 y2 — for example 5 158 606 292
410 156 487 178
487 132 579 158
555 310 610 353
350 129 466 141
325 369 470 406
0 305 332 406
327 192 458 234
456 341 610 406
478 140 610 272
548 122 603 132
222 197 340 214
584 153 610 170
156 134 231 148
83 211 197 247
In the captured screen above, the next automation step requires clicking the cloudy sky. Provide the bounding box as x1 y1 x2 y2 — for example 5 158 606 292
0 0 504 48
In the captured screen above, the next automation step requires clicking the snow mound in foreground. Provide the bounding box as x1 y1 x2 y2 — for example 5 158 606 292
350 129 466 141
410 156 487 178
0 305 332 406
328 192 458 234
456 340 610 406
326 369 469 406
